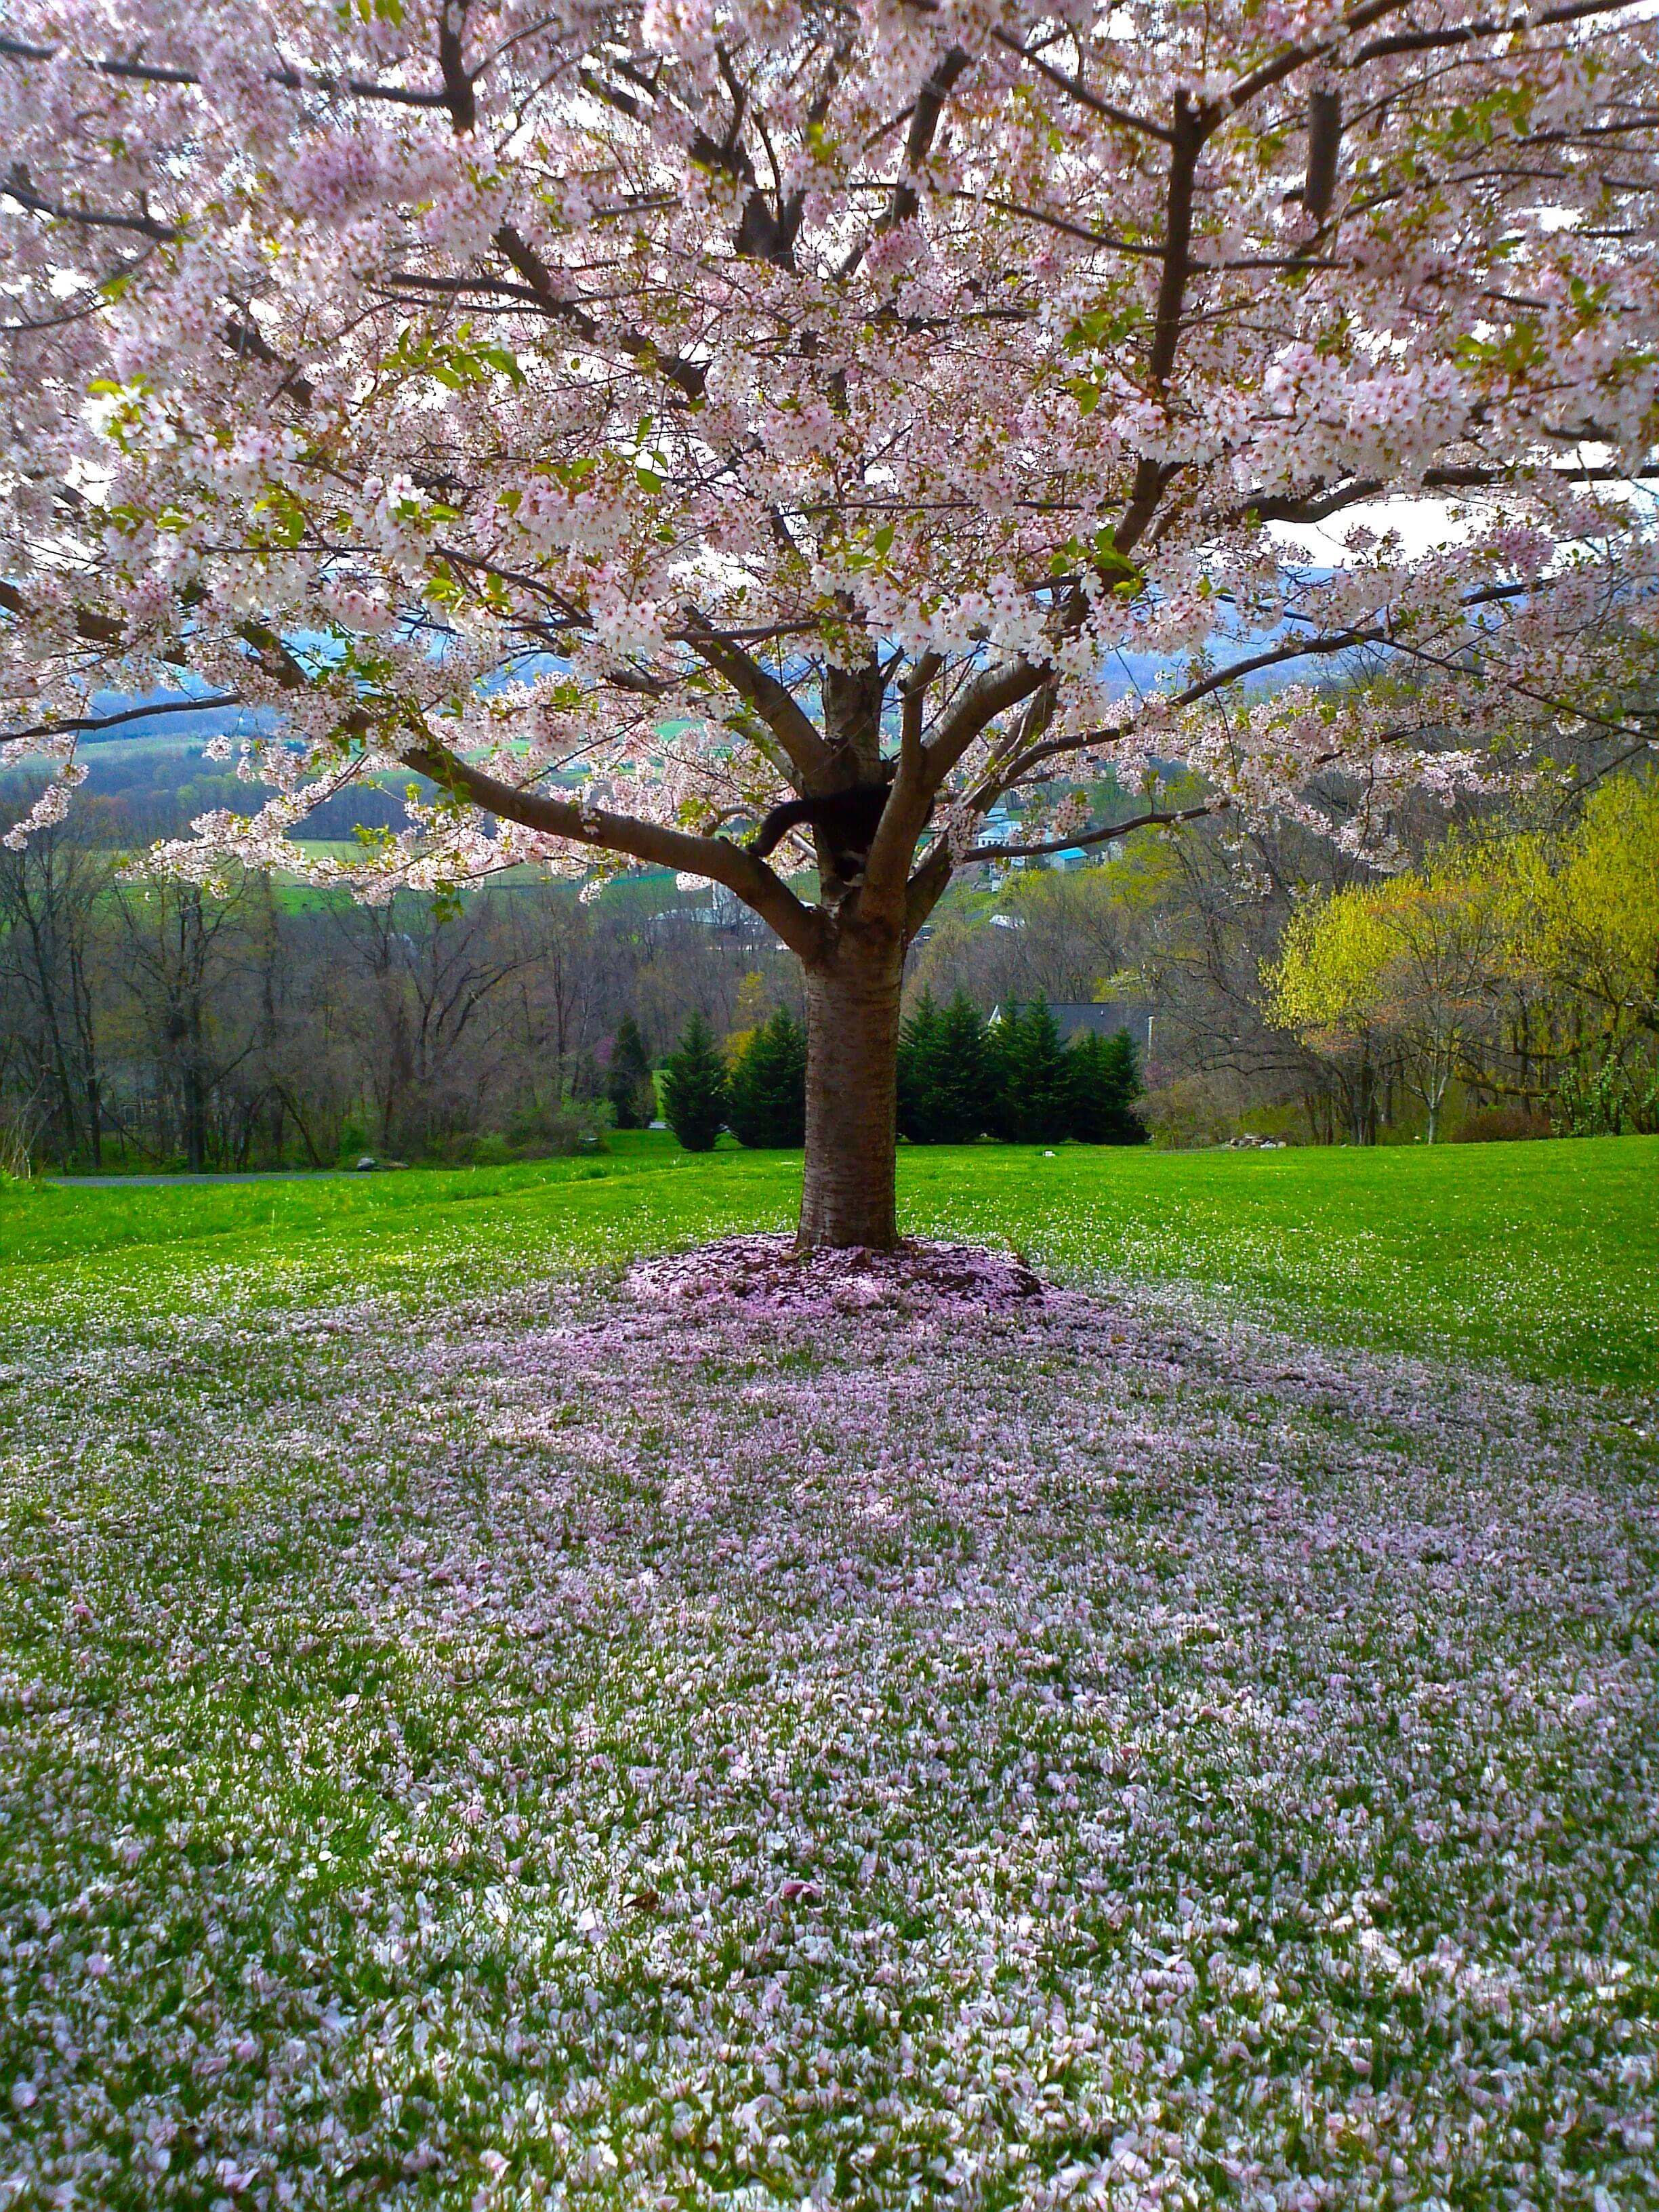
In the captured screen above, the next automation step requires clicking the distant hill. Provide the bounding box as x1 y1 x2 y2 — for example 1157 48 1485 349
1 692 415 845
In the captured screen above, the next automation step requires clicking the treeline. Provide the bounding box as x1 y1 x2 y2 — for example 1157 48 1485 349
655 994 1147 1152
5 763 1650 1174
0 817 795 1174
0 741 411 849
912 768 1658 1147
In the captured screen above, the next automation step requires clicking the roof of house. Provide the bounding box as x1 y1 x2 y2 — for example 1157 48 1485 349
993 1000 1151 1043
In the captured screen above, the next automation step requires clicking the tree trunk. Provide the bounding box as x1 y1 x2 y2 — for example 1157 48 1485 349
798 926 903 1250
184 1063 206 1174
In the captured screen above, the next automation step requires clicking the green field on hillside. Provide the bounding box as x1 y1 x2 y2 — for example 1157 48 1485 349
5 1132 1654 1389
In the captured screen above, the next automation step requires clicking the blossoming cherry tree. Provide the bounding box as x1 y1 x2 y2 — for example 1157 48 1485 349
3 0 1656 1244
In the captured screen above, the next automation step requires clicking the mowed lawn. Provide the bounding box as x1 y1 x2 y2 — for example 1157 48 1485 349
1 1138 1656 2209
5 1131 1656 1388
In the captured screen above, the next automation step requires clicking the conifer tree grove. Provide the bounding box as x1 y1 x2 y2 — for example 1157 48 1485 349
897 994 945 1145
3 0 1656 1244
930 993 996 1146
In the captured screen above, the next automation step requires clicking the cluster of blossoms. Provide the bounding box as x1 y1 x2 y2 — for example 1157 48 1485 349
1 0 1655 916
1 1246 1656 2207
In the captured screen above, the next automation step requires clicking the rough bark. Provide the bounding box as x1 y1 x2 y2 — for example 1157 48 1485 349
798 922 905 1250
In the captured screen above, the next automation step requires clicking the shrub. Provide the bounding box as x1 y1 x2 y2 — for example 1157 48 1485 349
1453 1104 1553 1143
1553 1052 1659 1137
726 1008 807 1147
660 1013 729 1152
1067 1027 1149 1144
502 1099 613 1157
1141 1076 1242 1150
605 1017 657 1130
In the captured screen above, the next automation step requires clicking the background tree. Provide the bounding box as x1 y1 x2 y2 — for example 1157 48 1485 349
1263 890 1397 1145
117 876 262 1174
4 0 1657 1242
605 1017 657 1132
726 1009 808 1149
897 994 945 1145
1505 778 1659 1049
1487 778 1659 1134
660 1015 728 1155
930 994 997 1147
993 999 1073 1145
0 813 112 1168
1373 862 1508 1143
1067 1028 1148 1145
899 986 996 1144
910 867 1137 1012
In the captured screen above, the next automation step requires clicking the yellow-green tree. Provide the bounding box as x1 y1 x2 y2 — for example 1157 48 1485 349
1496 776 1659 1132
1261 889 1397 1143
1369 858 1508 1143
1265 777 1659 1141
1504 776 1659 1040
1265 856 1509 1143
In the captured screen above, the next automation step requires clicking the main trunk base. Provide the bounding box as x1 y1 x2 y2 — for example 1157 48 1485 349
799 935 903 1250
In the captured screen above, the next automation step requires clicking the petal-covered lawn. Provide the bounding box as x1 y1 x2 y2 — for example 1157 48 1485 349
1 1250 1656 2209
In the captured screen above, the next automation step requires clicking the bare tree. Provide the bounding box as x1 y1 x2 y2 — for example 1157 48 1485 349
0 812 115 1167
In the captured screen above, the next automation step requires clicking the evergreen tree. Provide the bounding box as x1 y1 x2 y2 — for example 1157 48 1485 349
1101 1029 1148 1145
1067 1027 1149 1144
996 997 1071 1143
726 1008 807 1147
660 1012 729 1153
930 992 994 1143
568 1046 605 1103
605 1015 656 1130
984 1001 1026 1141
897 993 944 1141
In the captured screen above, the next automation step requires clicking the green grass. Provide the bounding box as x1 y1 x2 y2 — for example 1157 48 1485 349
5 1132 1656 2203
3 1131 1654 1389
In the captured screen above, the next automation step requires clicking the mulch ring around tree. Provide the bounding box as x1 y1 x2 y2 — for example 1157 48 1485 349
624 1232 1046 1315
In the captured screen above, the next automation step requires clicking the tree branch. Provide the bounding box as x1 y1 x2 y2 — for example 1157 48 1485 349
920 657 1050 792
1111 91 1206 558
903 834 954 941
861 653 946 926
401 742 826 958
1246 457 1659 525
839 45 968 279
222 316 316 407
989 30 1172 142
678 615 836 783
492 223 708 401
3 164 174 241
964 797 1223 863
1351 0 1639 65
3 692 242 745
0 31 459 108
